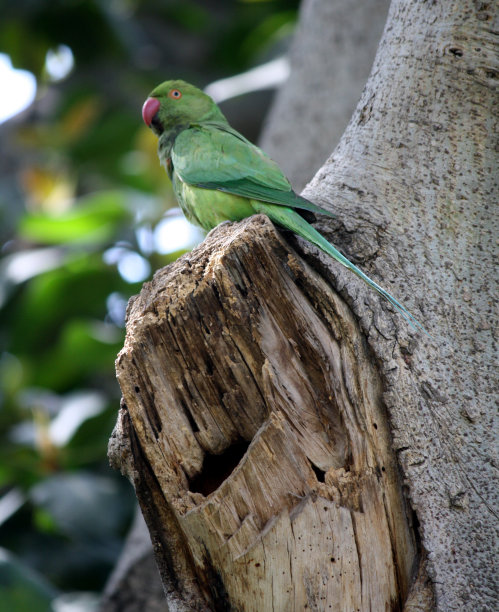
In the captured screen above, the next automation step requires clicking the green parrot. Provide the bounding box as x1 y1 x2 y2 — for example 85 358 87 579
142 79 426 334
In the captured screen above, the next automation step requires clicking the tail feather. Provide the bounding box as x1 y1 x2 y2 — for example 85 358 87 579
254 202 430 337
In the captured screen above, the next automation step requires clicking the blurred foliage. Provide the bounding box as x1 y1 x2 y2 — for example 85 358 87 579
0 0 300 608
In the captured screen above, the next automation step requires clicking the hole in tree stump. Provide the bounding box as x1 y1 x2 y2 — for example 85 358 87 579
188 440 250 496
309 460 326 483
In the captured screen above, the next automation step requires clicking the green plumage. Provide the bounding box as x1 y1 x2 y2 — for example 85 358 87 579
143 79 427 335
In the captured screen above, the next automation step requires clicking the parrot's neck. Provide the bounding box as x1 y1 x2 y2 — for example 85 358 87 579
158 124 188 177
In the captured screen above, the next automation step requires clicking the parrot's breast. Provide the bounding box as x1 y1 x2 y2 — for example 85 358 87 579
172 172 255 231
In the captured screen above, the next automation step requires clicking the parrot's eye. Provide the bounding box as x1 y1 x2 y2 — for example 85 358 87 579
169 89 182 100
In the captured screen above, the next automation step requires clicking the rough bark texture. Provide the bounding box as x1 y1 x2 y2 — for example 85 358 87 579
110 0 497 609
260 0 390 191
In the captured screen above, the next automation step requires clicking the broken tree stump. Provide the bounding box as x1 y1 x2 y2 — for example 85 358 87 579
109 214 419 611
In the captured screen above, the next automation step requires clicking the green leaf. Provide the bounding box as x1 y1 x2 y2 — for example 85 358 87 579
19 191 130 245
30 472 133 541
64 406 120 468
29 318 123 390
5 252 127 359
0 547 57 612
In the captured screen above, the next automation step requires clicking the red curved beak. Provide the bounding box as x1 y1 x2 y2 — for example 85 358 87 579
142 97 160 126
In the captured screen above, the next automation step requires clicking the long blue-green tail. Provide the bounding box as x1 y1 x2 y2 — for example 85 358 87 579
254 202 429 336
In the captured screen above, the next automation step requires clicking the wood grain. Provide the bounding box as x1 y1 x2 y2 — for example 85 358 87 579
112 215 418 611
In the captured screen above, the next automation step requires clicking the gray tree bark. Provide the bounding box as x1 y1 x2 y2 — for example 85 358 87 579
100 509 165 612
108 0 497 610
260 0 390 192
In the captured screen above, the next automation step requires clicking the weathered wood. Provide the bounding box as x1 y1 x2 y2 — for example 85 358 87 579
111 215 419 611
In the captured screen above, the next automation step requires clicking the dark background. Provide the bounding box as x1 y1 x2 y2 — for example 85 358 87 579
0 1 300 609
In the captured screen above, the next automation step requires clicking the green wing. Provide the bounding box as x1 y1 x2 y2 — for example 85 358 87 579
171 124 333 218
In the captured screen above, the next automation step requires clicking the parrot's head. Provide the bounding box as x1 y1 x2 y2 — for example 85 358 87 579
142 80 226 136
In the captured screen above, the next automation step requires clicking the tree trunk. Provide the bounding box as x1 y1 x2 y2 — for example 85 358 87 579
260 0 390 192
100 509 165 612
109 0 497 610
